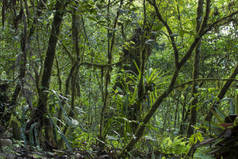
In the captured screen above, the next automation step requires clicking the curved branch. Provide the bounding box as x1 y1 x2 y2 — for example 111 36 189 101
148 0 179 67
201 10 238 36
199 0 211 34
174 78 238 89
79 57 126 68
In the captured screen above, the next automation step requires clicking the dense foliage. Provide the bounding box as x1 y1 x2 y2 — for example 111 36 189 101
0 0 238 158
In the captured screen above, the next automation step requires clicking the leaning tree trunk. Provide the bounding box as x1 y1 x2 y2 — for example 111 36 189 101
205 64 238 122
120 0 213 155
26 0 68 150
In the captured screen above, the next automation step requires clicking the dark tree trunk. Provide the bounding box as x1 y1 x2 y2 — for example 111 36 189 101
187 0 204 137
26 0 68 149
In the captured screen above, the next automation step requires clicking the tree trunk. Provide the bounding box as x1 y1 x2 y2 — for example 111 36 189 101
26 0 68 149
187 0 204 137
121 0 213 154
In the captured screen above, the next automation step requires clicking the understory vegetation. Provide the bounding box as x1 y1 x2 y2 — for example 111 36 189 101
0 0 238 158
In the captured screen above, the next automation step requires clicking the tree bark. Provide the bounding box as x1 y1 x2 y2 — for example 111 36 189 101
26 0 68 149
187 0 204 137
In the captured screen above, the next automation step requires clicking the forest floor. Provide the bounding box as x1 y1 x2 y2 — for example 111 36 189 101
0 141 180 159
0 144 114 159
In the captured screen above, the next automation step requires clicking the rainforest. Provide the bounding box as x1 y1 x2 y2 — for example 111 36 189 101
0 0 238 158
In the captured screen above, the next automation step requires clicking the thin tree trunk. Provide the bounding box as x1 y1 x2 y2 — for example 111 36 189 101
10 2 27 109
62 7 81 135
99 0 123 142
10 0 48 113
187 0 204 137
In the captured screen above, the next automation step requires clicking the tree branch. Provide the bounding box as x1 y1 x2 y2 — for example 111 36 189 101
201 10 238 36
148 0 179 67
205 64 238 121
174 78 238 89
199 0 211 34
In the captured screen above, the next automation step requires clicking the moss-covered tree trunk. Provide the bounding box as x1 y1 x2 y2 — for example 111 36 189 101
114 27 155 133
187 0 204 137
121 0 212 155
26 0 68 149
